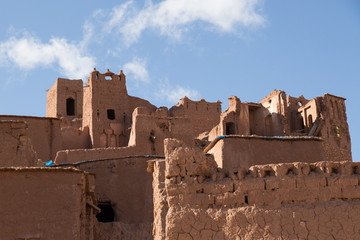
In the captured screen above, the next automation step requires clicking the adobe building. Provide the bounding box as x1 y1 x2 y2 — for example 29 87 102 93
150 139 360 240
0 68 356 239
0 167 96 240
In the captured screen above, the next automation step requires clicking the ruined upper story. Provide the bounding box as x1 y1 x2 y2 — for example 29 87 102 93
207 89 351 161
0 68 355 240
31 70 348 164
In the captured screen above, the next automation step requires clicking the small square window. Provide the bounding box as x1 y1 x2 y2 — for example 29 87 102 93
107 109 115 120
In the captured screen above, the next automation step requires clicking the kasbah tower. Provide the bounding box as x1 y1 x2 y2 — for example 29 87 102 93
0 67 358 240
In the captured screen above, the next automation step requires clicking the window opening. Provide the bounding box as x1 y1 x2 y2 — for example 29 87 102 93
107 109 115 120
149 130 156 142
226 122 235 135
296 112 305 132
105 76 112 80
66 98 75 116
308 115 313 129
96 203 115 222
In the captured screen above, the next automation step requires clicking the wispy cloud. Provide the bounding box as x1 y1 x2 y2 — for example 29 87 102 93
100 0 265 46
158 79 200 104
124 57 150 83
104 2 134 34
0 34 95 80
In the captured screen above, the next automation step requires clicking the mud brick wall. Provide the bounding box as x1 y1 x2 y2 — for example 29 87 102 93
152 139 360 240
0 116 62 162
0 167 96 240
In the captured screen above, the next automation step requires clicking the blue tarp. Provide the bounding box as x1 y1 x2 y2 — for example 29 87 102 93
46 160 53 166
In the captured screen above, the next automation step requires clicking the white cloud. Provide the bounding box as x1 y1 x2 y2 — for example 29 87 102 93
0 35 95 80
104 1 134 34
158 79 200 104
102 0 265 45
80 21 95 49
124 57 150 83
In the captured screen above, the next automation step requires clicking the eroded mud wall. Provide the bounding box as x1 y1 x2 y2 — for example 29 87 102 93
153 139 360 240
0 121 37 167
0 116 62 162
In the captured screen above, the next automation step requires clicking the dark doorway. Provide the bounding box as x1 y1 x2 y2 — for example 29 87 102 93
96 203 115 222
226 122 235 135
66 98 75 116
297 112 305 133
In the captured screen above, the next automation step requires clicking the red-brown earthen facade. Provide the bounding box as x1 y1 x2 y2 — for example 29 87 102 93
0 68 354 239
150 139 360 240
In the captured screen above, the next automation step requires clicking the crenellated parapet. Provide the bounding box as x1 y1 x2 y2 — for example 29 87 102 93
151 139 360 239
162 139 360 208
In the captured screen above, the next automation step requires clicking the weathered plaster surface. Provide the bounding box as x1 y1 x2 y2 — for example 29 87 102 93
0 167 96 240
152 139 360 239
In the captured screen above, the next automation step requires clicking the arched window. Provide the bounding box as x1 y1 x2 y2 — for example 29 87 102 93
66 98 75 116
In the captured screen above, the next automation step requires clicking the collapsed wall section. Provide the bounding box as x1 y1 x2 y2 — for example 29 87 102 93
152 139 360 239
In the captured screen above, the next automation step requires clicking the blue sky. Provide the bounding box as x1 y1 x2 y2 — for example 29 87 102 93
0 0 359 160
